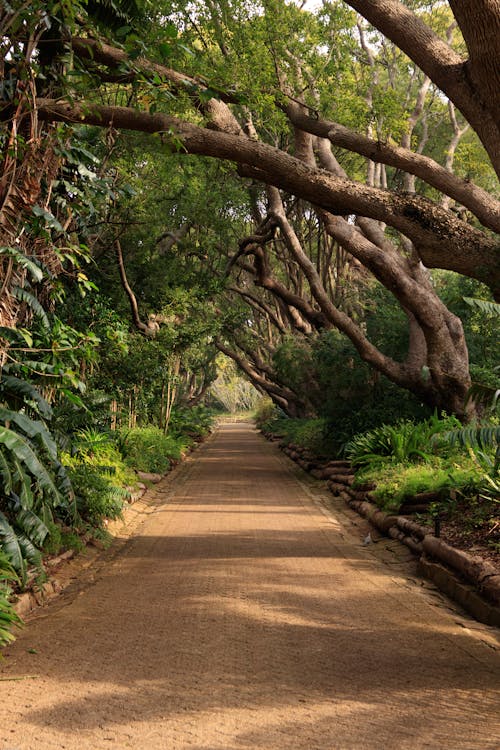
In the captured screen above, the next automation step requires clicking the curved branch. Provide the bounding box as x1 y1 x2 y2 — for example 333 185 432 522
115 240 155 336
36 100 499 295
345 0 500 175
286 108 500 232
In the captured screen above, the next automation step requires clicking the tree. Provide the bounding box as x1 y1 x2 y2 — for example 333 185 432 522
2 0 499 417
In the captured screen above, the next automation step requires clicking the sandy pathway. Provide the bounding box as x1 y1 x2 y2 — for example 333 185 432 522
1 423 499 750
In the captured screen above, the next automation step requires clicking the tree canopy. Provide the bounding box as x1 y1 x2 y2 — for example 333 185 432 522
0 0 499 420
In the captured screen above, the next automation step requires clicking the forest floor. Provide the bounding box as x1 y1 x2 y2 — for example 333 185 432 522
1 423 500 750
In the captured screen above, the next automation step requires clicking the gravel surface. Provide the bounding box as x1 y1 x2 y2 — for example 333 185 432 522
1 423 499 750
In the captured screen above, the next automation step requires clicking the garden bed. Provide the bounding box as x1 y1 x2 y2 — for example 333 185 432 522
266 430 500 626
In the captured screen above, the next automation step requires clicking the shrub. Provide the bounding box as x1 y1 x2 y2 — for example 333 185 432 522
170 406 214 441
344 413 462 468
254 399 280 429
67 464 127 526
354 459 483 512
118 426 181 473
258 415 337 458
63 433 138 529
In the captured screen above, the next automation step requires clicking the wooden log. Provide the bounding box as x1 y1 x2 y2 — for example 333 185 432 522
395 516 428 540
399 504 431 515
310 468 326 479
346 488 368 501
387 526 423 554
481 575 500 605
322 466 354 478
400 490 441 507
422 536 500 604
328 473 355 486
297 458 310 470
136 471 163 483
327 481 347 495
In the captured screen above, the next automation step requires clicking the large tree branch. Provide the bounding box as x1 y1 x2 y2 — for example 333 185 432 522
447 0 500 128
216 341 304 416
345 0 500 175
71 37 238 104
286 108 500 232
36 100 499 295
228 285 287 334
267 187 409 386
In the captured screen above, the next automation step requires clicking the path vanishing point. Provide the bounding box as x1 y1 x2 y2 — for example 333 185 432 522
1 423 500 749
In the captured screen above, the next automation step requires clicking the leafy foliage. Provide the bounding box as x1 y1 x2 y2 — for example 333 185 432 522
0 549 22 649
356 460 483 512
344 414 462 468
0 375 76 585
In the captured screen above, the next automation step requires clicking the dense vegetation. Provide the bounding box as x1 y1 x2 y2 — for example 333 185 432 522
0 0 498 644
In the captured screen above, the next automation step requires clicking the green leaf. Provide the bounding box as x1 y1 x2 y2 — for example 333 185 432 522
0 512 27 581
0 376 53 419
31 205 63 232
0 247 44 283
11 287 50 329
0 409 58 459
15 508 49 548
163 23 177 39
463 297 500 317
159 43 172 59
0 427 62 502
0 450 13 496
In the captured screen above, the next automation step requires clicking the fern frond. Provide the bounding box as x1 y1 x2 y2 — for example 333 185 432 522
463 297 500 317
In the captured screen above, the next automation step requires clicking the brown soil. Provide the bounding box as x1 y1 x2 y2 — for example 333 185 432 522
431 500 500 569
1 424 500 750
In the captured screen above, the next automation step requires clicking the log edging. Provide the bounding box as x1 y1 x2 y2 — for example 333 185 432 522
268 432 500 627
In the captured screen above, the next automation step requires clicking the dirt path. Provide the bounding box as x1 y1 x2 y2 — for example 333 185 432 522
1 424 499 750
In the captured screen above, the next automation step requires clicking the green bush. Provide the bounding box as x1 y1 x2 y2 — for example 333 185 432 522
118 426 181 473
355 459 483 512
344 413 462 468
169 406 214 441
258 415 337 458
68 464 127 526
254 399 280 429
62 432 138 528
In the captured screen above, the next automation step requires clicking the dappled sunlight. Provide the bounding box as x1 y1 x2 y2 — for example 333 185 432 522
2 424 499 749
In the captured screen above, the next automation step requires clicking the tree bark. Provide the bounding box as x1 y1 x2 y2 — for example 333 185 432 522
345 0 500 175
36 99 500 297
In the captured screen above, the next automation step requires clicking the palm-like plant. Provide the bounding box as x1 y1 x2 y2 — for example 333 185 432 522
0 375 75 586
0 548 22 648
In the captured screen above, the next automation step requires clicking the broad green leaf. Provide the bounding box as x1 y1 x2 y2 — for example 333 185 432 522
0 512 27 581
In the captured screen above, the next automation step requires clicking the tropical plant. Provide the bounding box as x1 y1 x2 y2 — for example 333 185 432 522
0 376 76 585
117 426 180 473
0 549 22 649
344 413 462 469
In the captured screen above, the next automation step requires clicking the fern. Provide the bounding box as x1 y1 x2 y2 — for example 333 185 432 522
466 383 500 411
463 297 500 317
439 425 500 451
